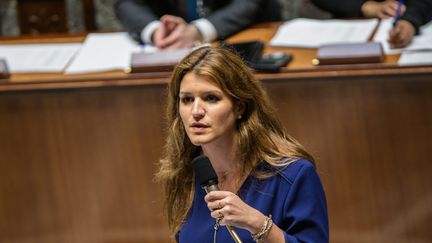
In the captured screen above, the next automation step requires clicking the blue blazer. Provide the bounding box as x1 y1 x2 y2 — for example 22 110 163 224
178 159 329 242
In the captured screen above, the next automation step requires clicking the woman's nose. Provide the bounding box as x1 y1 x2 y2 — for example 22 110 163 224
192 100 205 118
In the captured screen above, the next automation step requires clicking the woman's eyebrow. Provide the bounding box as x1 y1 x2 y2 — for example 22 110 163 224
179 90 223 95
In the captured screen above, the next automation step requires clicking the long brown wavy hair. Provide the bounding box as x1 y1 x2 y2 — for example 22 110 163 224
155 46 313 239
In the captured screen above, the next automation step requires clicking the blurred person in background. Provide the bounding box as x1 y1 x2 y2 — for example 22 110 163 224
311 0 432 48
114 0 281 49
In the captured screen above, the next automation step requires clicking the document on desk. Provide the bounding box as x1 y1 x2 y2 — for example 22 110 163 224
269 18 379 48
373 19 401 54
0 43 81 73
398 21 432 65
373 19 432 54
405 20 432 51
65 32 141 74
398 51 432 65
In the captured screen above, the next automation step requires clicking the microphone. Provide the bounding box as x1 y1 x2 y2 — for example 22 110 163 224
191 155 243 243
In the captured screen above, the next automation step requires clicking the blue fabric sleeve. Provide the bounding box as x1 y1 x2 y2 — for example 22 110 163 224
281 161 329 243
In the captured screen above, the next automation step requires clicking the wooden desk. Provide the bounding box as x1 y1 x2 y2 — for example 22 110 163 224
1 24 432 243
2 23 428 91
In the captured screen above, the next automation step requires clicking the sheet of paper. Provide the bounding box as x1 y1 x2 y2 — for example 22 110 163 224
269 18 379 48
374 19 432 54
65 32 141 74
405 21 432 51
0 43 81 73
398 51 432 65
373 19 404 54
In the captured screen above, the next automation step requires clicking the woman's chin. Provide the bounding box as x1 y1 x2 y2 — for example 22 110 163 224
190 140 206 146
189 137 212 146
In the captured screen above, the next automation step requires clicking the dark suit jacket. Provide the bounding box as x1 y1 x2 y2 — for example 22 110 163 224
114 0 281 42
310 0 432 33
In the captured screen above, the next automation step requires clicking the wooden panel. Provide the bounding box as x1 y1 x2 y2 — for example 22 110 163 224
266 75 432 243
82 0 96 31
17 0 68 34
16 0 96 34
0 86 171 243
1 75 431 242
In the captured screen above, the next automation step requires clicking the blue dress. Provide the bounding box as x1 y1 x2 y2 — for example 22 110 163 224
178 159 329 243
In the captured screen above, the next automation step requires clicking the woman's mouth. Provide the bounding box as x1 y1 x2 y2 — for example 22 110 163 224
191 123 208 132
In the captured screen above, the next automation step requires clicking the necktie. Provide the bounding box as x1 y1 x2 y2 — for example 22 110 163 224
186 0 199 22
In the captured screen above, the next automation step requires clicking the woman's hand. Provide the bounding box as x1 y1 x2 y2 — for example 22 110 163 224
205 190 266 234
361 0 406 19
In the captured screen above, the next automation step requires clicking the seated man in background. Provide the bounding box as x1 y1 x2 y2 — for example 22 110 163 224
114 0 281 49
310 0 432 48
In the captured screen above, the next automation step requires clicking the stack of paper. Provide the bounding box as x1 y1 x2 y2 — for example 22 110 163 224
65 32 142 74
373 19 432 54
373 19 404 54
0 43 81 73
269 18 379 48
398 21 432 65
373 19 432 65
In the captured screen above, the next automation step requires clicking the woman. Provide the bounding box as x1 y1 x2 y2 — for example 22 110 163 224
156 46 329 242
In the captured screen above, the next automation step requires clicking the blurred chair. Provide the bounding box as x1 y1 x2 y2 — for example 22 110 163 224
17 0 96 34
278 0 331 20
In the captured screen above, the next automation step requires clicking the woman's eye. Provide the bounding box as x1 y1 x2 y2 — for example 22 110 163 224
181 97 193 104
205 95 220 103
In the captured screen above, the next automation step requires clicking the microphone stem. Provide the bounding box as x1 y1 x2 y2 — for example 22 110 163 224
204 184 242 242
226 225 242 243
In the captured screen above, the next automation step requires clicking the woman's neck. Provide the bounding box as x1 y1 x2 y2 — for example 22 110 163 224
201 136 245 192
202 144 237 178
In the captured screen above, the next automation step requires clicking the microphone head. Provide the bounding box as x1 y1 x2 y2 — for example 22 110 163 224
191 155 218 187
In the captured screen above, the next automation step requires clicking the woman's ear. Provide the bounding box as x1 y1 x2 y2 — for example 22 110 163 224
235 101 246 119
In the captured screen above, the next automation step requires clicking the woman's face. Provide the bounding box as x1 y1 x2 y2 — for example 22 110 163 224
179 72 240 146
